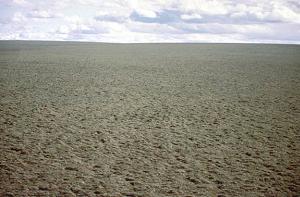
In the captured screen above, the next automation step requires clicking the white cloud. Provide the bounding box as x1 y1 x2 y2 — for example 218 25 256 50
135 9 157 18
181 13 202 20
229 1 300 24
270 1 300 23
0 0 299 43
28 9 62 18
57 25 70 34
12 12 27 22
178 0 230 15
13 0 28 6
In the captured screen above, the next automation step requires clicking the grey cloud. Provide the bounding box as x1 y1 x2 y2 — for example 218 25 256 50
1 0 299 43
130 8 284 26
130 9 180 24
94 15 127 23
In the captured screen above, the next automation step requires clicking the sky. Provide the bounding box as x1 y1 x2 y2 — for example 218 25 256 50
0 0 300 43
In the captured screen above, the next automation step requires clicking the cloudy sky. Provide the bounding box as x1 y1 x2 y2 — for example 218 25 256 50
0 0 300 43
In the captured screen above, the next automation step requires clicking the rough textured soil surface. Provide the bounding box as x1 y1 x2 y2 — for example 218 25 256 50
0 41 299 197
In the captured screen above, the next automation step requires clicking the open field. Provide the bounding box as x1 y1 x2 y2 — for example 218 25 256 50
0 41 299 196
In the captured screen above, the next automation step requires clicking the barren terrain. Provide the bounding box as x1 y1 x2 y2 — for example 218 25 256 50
0 41 299 196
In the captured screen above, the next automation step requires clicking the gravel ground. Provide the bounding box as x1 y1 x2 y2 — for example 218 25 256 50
0 41 299 196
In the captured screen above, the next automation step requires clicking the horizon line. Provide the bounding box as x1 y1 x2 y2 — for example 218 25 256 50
0 39 299 45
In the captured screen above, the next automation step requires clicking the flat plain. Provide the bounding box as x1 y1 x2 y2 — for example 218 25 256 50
0 41 299 196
